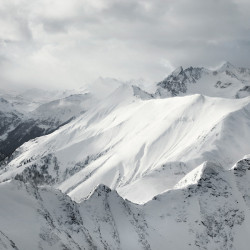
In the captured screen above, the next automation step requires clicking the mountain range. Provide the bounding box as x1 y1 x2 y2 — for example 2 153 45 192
0 62 250 249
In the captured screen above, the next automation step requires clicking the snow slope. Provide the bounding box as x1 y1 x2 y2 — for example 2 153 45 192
1 157 250 250
1 81 250 203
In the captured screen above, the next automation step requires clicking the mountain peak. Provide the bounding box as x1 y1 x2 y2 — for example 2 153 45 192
174 161 223 190
218 61 235 71
85 184 113 200
172 66 184 76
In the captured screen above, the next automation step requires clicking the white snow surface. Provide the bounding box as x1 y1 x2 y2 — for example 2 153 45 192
1 80 250 203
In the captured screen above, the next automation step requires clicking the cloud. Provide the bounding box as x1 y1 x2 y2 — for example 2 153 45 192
0 0 250 89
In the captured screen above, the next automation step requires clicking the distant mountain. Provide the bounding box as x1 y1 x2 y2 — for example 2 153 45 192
156 62 250 98
0 89 92 161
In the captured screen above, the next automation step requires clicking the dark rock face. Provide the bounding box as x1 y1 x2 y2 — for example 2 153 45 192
215 81 232 88
194 164 245 249
156 67 204 96
12 150 112 188
0 119 67 162
0 98 24 161
14 154 60 185
233 158 250 177
235 86 250 98
0 111 22 138
0 120 44 161
156 63 250 99
0 93 88 162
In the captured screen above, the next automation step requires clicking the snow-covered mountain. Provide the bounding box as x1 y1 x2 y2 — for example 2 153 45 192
1 79 250 204
1 63 250 249
1 156 250 250
1 62 249 162
156 62 250 98
0 88 93 161
0 88 87 113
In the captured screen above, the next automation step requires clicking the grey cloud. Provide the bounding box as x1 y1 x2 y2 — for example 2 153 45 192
41 18 71 33
0 0 250 89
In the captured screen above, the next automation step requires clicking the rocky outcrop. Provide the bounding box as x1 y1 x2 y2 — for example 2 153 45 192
1 158 250 249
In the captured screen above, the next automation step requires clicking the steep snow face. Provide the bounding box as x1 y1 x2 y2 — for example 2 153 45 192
156 62 250 99
1 82 250 203
1 158 250 250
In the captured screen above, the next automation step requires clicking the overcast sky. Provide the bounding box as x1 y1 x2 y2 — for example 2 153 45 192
0 0 250 89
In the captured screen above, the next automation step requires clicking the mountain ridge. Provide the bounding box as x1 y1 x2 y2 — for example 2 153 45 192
1 91 250 203
1 156 250 249
155 62 250 98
